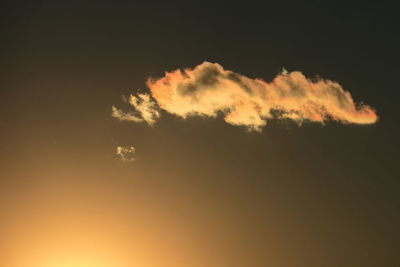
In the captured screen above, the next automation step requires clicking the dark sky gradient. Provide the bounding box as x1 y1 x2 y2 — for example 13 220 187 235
1 1 399 267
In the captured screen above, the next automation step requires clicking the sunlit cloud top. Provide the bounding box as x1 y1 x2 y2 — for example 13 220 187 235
113 62 378 131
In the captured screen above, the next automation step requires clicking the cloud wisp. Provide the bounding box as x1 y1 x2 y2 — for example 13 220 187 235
113 62 378 131
112 94 160 125
116 146 137 162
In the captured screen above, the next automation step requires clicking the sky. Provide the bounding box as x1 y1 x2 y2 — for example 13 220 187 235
0 1 399 267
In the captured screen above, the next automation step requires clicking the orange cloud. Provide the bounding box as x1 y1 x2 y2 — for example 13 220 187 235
114 62 378 131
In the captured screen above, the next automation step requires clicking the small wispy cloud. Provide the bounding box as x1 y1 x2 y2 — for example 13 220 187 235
112 62 378 131
112 93 160 125
116 146 136 162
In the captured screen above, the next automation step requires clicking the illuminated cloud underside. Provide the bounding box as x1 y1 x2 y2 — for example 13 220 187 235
113 62 378 131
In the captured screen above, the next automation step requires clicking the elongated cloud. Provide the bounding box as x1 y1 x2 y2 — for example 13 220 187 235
113 62 377 131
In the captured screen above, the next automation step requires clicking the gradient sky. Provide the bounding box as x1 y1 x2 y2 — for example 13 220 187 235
1 1 399 267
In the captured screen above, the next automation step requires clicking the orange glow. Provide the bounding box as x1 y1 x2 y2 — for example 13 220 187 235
0 168 243 267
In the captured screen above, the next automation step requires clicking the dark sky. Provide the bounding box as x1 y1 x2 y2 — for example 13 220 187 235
1 1 399 267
